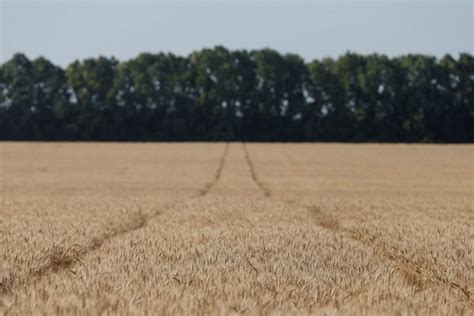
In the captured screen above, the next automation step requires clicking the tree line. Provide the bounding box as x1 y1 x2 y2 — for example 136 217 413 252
0 47 472 142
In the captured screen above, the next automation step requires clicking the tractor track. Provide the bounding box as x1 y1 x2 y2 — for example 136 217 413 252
242 143 271 197
307 205 473 308
199 142 229 196
0 143 230 296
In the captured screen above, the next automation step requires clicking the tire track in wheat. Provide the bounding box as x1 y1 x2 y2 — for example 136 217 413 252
199 142 229 196
242 143 271 197
240 145 471 304
0 143 230 296
307 205 473 308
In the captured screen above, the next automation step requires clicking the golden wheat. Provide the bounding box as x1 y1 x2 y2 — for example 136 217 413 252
0 142 472 315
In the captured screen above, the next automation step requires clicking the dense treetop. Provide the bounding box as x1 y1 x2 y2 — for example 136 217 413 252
0 47 472 142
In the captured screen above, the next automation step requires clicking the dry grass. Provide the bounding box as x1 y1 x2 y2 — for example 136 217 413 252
0 142 472 315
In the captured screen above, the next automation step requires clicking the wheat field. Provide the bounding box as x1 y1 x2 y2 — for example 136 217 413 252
0 142 472 315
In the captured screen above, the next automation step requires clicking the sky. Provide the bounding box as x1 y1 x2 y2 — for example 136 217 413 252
1 0 472 67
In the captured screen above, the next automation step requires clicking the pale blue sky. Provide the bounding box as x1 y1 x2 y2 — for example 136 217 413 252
1 0 472 67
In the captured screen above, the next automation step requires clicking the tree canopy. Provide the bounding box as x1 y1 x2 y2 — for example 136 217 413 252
0 47 472 142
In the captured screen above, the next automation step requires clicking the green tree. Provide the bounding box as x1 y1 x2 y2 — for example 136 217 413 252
436 53 474 142
0 53 70 140
0 48 472 142
66 56 118 139
190 46 245 140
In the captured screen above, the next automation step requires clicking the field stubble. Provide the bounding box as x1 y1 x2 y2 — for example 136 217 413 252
0 142 472 315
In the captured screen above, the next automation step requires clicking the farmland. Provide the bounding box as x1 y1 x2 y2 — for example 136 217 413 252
0 142 472 315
